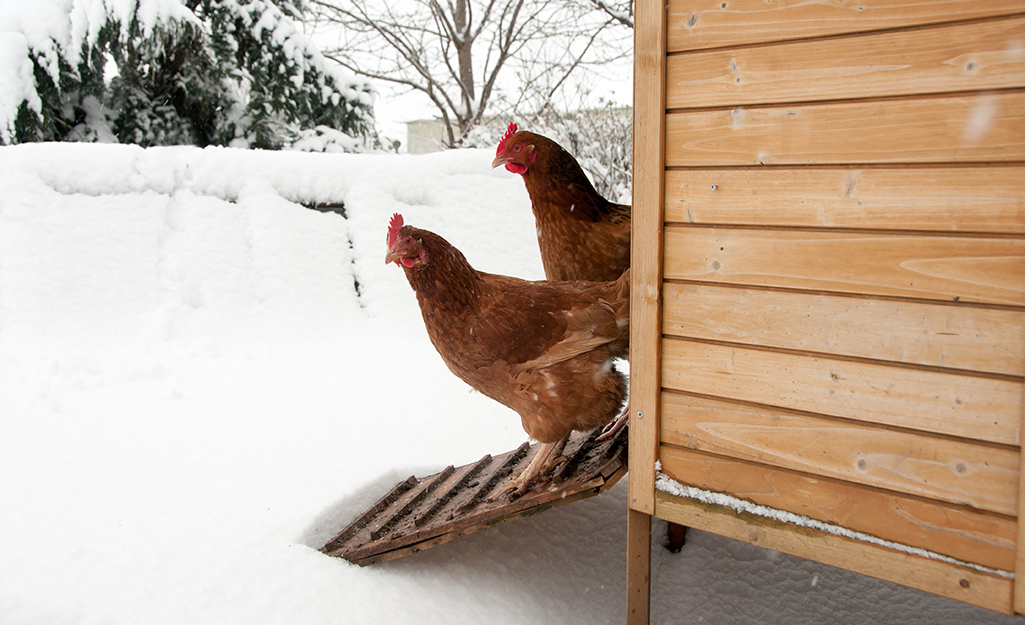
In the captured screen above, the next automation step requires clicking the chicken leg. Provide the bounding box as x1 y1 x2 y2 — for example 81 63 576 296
497 433 571 499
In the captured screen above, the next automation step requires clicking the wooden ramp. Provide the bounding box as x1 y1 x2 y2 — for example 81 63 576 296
320 426 628 566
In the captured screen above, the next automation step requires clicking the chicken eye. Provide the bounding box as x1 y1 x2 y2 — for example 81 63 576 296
513 145 521 152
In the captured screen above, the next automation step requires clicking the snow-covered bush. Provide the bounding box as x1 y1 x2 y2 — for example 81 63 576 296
0 0 377 150
466 101 633 204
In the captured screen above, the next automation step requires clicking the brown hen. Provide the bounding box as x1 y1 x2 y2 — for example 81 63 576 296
385 214 629 496
492 122 630 283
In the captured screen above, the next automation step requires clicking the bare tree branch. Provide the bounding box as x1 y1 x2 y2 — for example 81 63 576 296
585 0 633 28
310 0 631 147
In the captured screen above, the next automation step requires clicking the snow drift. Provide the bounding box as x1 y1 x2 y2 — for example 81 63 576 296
0 143 1016 625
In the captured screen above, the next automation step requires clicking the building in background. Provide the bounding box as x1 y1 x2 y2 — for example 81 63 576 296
405 119 447 154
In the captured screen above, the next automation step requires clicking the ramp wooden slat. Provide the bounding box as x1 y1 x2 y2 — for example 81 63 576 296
320 427 628 566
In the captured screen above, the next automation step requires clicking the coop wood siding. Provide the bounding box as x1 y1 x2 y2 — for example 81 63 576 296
665 92 1025 167
640 0 1025 616
663 226 1025 306
664 167 1025 234
662 283 1025 377
659 391 1019 515
660 339 1023 446
655 491 1014 614
667 17 1025 109
666 0 1025 52
658 445 1017 572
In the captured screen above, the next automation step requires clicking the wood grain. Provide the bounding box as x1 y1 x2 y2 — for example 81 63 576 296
627 509 652 625
661 283 1025 376
660 338 1023 446
664 226 1025 306
629 0 668 518
665 92 1025 166
659 444 1017 571
655 490 1014 614
664 167 1025 233
667 0 1025 52
646 0 1025 615
659 392 1019 515
667 17 1025 108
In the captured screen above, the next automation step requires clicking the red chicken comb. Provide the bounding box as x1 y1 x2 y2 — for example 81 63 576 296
496 122 518 154
388 213 404 249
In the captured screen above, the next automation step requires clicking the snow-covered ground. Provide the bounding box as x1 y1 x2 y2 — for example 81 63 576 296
0 144 1018 624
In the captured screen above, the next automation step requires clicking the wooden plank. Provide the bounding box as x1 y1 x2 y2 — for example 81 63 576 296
654 490 1015 614
660 392 1020 515
629 0 667 518
665 92 1025 166
660 339 1023 446
667 17 1025 108
627 508 652 625
664 167 1025 234
663 226 1025 306
661 283 1025 376
322 428 629 566
353 479 617 566
659 445 1017 571
667 0 1025 52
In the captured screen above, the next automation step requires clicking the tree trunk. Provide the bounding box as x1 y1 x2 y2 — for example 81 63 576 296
454 0 474 139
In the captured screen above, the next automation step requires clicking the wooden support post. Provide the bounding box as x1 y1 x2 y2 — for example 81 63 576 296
627 508 652 625
629 0 666 514
628 1 664 622
666 522 688 553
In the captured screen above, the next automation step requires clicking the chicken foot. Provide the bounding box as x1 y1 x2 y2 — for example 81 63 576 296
595 403 629 442
495 434 570 500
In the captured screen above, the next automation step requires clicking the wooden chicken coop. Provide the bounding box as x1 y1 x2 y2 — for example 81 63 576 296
626 0 1025 621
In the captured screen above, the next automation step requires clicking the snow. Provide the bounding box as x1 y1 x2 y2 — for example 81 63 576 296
0 143 1019 625
0 0 196 74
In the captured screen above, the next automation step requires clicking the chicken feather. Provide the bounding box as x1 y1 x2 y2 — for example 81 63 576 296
386 214 629 495
493 123 631 283
493 123 633 440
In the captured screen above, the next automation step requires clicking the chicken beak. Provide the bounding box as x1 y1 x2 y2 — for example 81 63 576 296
385 249 401 265
491 154 509 169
